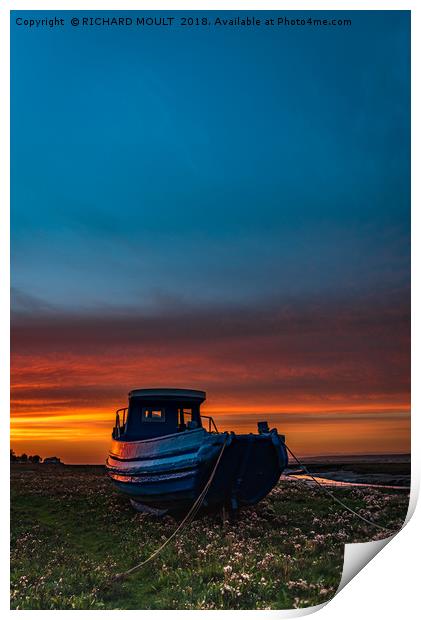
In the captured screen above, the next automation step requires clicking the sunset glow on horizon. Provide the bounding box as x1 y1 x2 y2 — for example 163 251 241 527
10 404 410 465
11 295 410 463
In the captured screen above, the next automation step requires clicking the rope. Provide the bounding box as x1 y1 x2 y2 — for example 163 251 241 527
114 433 229 581
113 436 392 582
285 444 393 535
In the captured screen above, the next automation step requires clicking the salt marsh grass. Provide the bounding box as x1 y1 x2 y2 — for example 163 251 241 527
10 464 408 610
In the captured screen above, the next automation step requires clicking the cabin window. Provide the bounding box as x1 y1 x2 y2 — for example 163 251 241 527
142 408 165 423
177 407 193 430
178 408 193 423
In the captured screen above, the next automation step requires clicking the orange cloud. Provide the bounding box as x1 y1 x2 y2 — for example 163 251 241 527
11 296 410 463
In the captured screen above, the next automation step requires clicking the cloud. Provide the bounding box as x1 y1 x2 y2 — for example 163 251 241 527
11 291 410 417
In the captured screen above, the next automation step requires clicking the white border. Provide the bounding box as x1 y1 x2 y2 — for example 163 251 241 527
1 1 418 618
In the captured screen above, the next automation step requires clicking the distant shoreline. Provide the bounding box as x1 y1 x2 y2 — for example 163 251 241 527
11 452 411 467
11 453 411 488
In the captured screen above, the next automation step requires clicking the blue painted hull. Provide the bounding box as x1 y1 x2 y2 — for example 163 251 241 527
106 428 288 513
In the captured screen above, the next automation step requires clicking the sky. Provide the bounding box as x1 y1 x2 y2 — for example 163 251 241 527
11 10 410 463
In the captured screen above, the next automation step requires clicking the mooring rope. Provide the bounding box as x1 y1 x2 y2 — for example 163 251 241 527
113 433 229 581
113 435 395 581
285 444 394 535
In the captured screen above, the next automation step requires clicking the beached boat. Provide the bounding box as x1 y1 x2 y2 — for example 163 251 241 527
106 388 288 515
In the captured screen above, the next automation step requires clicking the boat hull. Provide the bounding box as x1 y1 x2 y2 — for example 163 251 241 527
106 428 288 513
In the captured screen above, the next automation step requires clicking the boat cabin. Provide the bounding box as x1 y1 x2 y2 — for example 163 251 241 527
113 388 218 441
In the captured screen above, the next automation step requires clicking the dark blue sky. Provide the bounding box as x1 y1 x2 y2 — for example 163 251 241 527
11 10 410 312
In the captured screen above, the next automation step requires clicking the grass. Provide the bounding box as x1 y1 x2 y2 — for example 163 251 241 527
10 464 409 610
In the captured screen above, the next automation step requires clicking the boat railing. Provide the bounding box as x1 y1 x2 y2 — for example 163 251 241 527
112 406 219 437
182 409 219 433
113 407 128 439
201 414 219 433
